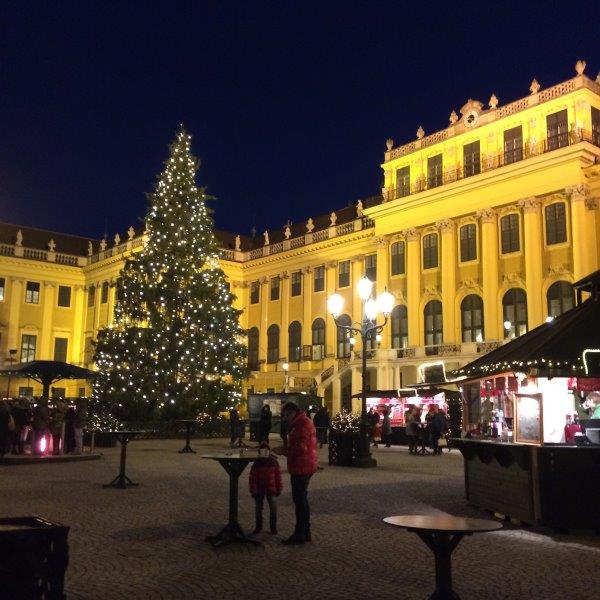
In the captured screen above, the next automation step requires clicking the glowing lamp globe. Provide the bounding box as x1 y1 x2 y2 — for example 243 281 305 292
504 320 512 331
377 290 395 316
327 293 345 318
365 299 378 320
357 277 374 301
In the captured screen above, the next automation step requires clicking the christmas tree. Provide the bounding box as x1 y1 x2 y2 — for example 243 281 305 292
93 127 247 421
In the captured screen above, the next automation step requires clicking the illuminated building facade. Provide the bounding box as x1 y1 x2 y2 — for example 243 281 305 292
1 63 600 413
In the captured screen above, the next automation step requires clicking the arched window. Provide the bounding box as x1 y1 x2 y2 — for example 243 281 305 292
424 300 443 346
391 305 408 349
312 318 325 360
547 281 574 318
502 288 527 339
461 295 484 342
336 314 352 358
247 327 259 370
288 321 302 363
267 324 279 364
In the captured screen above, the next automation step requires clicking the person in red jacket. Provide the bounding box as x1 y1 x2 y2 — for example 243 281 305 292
274 401 318 545
249 441 282 534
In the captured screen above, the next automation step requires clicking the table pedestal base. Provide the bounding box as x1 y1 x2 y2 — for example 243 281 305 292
417 531 463 600
103 473 139 489
178 445 196 454
205 522 260 548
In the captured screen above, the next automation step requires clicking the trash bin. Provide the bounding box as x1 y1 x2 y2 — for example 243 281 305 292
0 516 69 600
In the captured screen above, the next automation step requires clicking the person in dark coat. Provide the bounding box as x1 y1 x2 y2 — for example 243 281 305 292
249 441 282 534
10 401 28 454
64 405 77 454
429 406 447 455
258 404 272 443
313 406 330 448
0 401 12 457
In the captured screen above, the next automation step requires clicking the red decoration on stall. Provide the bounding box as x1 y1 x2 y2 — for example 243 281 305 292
571 378 600 392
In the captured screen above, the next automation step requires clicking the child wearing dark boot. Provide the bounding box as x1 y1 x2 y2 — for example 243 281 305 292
249 441 282 535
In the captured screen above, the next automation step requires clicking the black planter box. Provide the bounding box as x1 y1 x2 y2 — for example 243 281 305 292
328 431 360 466
0 516 69 599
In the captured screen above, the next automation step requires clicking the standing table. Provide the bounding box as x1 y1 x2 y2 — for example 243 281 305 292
103 431 149 489
176 419 197 454
201 453 259 548
383 515 502 599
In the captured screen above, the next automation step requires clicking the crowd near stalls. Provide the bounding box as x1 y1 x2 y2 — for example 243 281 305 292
0 395 89 457
450 270 600 530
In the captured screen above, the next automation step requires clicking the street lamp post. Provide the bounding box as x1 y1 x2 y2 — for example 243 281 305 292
327 277 395 468
5 349 17 400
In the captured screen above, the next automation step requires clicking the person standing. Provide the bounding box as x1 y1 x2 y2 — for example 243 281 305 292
313 405 330 448
0 401 12 457
381 408 392 448
274 401 318 545
249 441 282 534
405 405 419 454
73 399 87 455
429 405 447 455
258 404 272 443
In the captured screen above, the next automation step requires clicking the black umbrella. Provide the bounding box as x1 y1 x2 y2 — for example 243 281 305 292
0 360 96 399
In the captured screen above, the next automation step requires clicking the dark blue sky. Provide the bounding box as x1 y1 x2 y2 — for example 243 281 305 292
1 1 599 240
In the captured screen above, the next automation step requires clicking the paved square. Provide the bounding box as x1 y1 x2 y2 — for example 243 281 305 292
1 438 598 599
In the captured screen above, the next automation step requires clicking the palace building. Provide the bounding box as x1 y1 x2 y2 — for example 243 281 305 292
1 62 600 413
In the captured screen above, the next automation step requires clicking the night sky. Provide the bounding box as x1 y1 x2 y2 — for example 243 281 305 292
1 2 599 241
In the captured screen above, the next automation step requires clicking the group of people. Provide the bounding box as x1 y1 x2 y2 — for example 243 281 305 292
405 404 448 455
248 401 318 545
0 397 87 457
366 407 393 448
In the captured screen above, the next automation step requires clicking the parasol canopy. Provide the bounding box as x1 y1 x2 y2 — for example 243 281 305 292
0 360 96 399
452 270 600 381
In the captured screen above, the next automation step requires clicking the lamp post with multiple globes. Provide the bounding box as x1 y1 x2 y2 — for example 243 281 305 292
327 277 395 468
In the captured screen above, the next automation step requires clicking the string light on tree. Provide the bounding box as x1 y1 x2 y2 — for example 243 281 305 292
93 127 248 421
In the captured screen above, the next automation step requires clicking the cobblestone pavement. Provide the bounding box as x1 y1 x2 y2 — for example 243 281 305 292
1 438 599 600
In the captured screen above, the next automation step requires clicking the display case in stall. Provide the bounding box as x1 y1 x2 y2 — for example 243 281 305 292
450 270 600 531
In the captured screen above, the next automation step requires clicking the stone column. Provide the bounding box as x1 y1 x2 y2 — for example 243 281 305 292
7 278 23 353
351 257 364 350
518 197 544 329
92 284 101 335
325 262 337 357
280 272 290 361
301 268 313 350
375 236 392 348
71 285 86 365
107 280 117 326
568 185 599 280
438 219 457 343
332 378 342 414
404 228 421 346
477 208 499 340
258 276 269 364
40 282 55 359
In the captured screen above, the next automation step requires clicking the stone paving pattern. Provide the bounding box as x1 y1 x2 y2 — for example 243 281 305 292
1 438 599 599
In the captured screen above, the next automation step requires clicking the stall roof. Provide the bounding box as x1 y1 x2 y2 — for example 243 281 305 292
352 388 461 399
452 270 600 381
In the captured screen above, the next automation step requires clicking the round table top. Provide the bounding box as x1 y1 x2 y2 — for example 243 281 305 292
201 452 258 461
383 515 503 534
175 419 198 423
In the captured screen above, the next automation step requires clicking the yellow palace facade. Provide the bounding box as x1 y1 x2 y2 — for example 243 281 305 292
1 63 600 413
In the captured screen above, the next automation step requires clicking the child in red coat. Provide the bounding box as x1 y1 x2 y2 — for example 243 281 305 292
249 441 282 534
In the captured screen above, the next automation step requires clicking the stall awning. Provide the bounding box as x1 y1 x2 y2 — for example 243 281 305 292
452 270 600 381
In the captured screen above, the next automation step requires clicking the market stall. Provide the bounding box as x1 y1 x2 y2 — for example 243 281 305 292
357 387 462 444
450 270 600 530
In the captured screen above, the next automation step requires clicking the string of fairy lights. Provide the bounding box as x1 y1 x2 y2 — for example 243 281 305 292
93 128 247 416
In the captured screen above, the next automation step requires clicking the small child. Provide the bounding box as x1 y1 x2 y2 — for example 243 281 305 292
249 441 282 534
